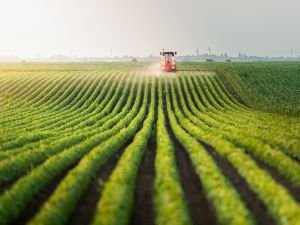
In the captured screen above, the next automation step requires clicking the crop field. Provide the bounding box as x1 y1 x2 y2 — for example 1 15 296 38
0 62 299 225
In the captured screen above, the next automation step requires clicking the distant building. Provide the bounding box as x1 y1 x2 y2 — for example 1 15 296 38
238 53 248 59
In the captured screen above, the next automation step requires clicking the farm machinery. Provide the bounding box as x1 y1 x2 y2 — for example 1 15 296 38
159 49 212 73
160 50 177 72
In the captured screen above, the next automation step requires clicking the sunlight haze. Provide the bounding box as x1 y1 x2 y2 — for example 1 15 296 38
0 0 299 57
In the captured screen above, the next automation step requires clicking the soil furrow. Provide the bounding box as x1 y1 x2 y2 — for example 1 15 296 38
11 161 79 225
253 157 300 203
130 136 156 225
165 78 218 225
171 129 219 225
66 149 124 225
202 142 276 225
130 77 156 225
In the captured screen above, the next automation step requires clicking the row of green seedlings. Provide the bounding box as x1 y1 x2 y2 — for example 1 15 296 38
188 74 275 134
178 61 300 113
0 70 109 125
176 74 300 187
167 75 300 225
0 71 86 125
3 69 294 139
217 64 300 115
194 75 299 150
90 76 156 225
181 75 300 169
0 71 55 107
0 71 110 128
25 76 151 225
0 71 88 119
0 73 130 155
205 75 300 159
0 76 150 225
154 77 191 225
180 64 298 126
0 71 63 111
196 73 298 130
0 75 136 161
0 71 46 105
186 73 299 156
20 73 118 132
190 74 282 135
0 73 120 147
0 71 123 139
0 75 141 183
0 72 114 144
2 73 109 142
0 72 126 146
164 75 254 225
203 74 300 162
209 75 299 131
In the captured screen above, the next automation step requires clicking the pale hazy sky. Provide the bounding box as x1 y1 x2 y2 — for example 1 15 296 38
0 0 299 58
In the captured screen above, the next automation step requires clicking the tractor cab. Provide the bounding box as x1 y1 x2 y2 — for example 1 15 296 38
160 50 177 72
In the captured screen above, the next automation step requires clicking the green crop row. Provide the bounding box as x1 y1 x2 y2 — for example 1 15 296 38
167 74 300 225
0 62 299 225
0 73 122 145
176 75 300 183
27 77 150 225
0 72 111 131
91 76 156 225
164 75 254 225
0 74 140 183
154 77 191 225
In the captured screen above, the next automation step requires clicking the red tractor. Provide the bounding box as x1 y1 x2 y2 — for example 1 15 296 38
160 50 177 72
